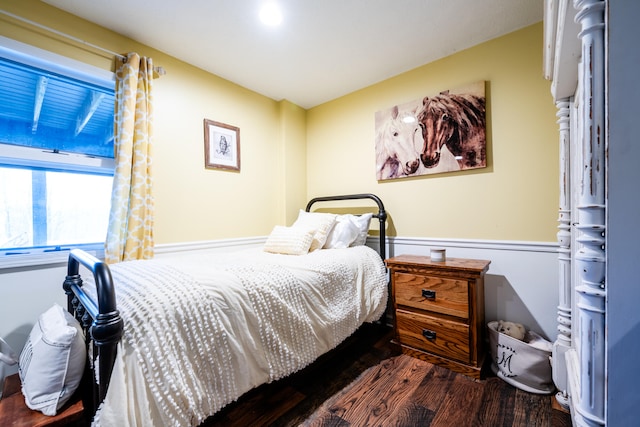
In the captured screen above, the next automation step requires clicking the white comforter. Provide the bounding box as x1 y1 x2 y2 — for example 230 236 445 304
88 246 387 427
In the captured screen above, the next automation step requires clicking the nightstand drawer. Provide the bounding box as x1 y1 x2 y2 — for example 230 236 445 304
396 309 470 363
393 272 469 319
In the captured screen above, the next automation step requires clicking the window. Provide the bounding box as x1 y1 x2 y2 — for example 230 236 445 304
0 37 115 265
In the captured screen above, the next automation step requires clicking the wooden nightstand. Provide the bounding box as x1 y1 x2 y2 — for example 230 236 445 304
386 254 490 379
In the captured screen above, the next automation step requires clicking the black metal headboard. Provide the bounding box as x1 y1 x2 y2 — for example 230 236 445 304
305 193 387 260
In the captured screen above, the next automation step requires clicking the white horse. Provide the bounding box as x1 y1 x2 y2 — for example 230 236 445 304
375 105 423 180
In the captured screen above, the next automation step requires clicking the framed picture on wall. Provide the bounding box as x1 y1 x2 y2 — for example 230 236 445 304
375 81 486 180
204 119 240 171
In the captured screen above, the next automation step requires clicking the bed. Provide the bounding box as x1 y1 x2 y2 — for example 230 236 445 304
61 193 388 426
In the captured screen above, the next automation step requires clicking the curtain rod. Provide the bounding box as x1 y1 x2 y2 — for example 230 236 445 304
0 9 166 76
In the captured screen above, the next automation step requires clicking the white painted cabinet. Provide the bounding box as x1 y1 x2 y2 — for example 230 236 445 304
545 1 640 425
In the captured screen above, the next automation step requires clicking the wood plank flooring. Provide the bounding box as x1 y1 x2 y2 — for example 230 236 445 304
201 323 571 427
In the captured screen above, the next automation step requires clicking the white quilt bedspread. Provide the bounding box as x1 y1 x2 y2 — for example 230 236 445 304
88 246 387 427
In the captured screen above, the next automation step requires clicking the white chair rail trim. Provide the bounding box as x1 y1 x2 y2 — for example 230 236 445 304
384 236 558 254
1 236 558 270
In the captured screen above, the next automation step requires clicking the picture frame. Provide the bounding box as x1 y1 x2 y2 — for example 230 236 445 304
375 81 486 181
204 119 240 171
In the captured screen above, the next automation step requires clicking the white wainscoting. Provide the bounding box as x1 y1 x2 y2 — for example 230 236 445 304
153 237 265 257
0 237 264 360
380 236 560 340
156 235 560 339
0 235 559 368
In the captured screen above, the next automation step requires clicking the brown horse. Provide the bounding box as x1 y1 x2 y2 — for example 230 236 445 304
417 93 486 170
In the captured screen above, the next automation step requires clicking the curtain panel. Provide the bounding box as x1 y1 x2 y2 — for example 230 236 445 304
105 53 155 264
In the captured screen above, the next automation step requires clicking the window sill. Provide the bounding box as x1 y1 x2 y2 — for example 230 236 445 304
0 249 104 271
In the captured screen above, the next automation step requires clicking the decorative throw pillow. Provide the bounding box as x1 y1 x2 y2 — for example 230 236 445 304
19 304 86 416
292 210 337 251
323 215 361 249
263 225 315 255
350 213 373 246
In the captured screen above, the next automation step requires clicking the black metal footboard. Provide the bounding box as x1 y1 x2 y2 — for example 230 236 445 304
62 249 123 416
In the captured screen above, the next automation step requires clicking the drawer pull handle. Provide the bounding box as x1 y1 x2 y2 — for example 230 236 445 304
422 289 436 300
422 329 437 340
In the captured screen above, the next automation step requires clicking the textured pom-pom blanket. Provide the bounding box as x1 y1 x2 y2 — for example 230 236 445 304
87 246 387 427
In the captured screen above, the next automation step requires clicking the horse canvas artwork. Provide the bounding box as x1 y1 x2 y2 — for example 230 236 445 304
375 81 486 180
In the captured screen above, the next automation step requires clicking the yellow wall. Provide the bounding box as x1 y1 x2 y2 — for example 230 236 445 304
278 100 308 225
0 0 305 243
307 23 558 241
2 0 558 243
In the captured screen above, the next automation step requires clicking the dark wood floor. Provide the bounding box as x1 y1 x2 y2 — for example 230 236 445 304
202 324 571 427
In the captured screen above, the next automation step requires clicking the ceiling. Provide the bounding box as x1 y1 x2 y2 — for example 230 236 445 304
42 0 543 109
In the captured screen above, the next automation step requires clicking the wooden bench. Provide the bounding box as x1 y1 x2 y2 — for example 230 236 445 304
0 373 85 427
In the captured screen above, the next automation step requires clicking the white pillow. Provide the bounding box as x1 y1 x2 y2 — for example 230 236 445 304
350 213 373 246
19 304 86 416
263 225 315 255
323 215 361 249
292 210 337 251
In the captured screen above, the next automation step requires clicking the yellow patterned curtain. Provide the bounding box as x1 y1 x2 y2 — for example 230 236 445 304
105 53 154 263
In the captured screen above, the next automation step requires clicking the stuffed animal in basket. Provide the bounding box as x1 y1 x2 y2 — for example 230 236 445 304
497 320 526 341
